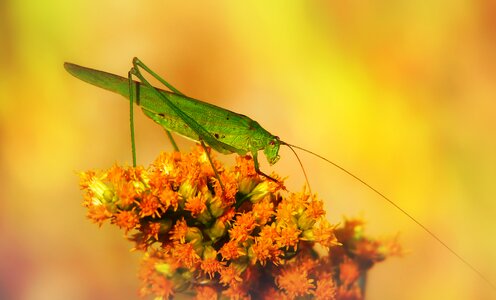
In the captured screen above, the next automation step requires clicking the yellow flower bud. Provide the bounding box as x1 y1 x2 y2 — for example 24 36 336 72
154 263 173 277
159 219 173 235
86 175 113 205
238 177 258 195
248 181 271 203
202 245 217 260
230 258 249 274
297 212 316 231
197 209 213 225
179 180 197 206
208 196 225 218
185 227 203 246
300 229 315 241
206 219 226 241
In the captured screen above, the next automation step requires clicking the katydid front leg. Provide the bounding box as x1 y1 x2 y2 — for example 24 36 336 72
252 151 278 182
128 71 137 167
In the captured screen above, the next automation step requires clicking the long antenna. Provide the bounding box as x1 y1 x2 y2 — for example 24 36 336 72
285 142 495 290
283 142 313 198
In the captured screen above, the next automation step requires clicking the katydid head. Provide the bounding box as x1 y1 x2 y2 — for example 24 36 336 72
264 137 281 165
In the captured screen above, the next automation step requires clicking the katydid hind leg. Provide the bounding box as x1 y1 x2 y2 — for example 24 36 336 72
133 57 185 96
128 68 180 155
129 62 241 155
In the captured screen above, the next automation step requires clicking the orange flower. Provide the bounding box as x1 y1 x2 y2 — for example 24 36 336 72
86 202 112 226
219 240 244 261
297 256 319 273
80 172 113 206
222 284 251 300
139 273 174 299
142 222 162 240
152 151 181 181
79 170 96 190
266 173 285 194
219 265 242 286
195 285 218 300
336 217 366 243
286 191 309 211
201 246 221 273
201 257 223 279
106 164 126 183
213 172 238 206
275 197 300 224
127 166 148 191
139 193 162 218
313 220 340 249
158 187 179 211
172 242 200 269
219 207 236 224
229 213 257 242
275 266 315 298
354 239 383 265
169 218 188 243
235 155 257 178
339 258 360 284
304 199 326 220
276 223 301 251
112 210 139 232
314 273 336 300
182 150 208 185
250 237 282 266
116 181 137 208
336 285 363 300
252 197 274 225
138 253 175 299
185 195 207 217
79 147 399 299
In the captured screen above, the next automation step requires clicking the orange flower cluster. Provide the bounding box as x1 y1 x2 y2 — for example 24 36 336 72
79 146 401 299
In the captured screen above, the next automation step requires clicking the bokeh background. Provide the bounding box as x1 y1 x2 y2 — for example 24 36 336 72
1 1 496 299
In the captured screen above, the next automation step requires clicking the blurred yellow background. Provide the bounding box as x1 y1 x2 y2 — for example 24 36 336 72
1 1 496 299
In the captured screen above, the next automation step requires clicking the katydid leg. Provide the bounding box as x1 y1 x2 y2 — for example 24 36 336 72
252 151 278 182
128 71 137 167
132 58 182 152
165 130 179 152
128 67 180 152
133 57 185 96
200 140 226 193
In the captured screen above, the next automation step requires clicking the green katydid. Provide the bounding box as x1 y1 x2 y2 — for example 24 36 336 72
64 58 494 290
65 58 285 183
